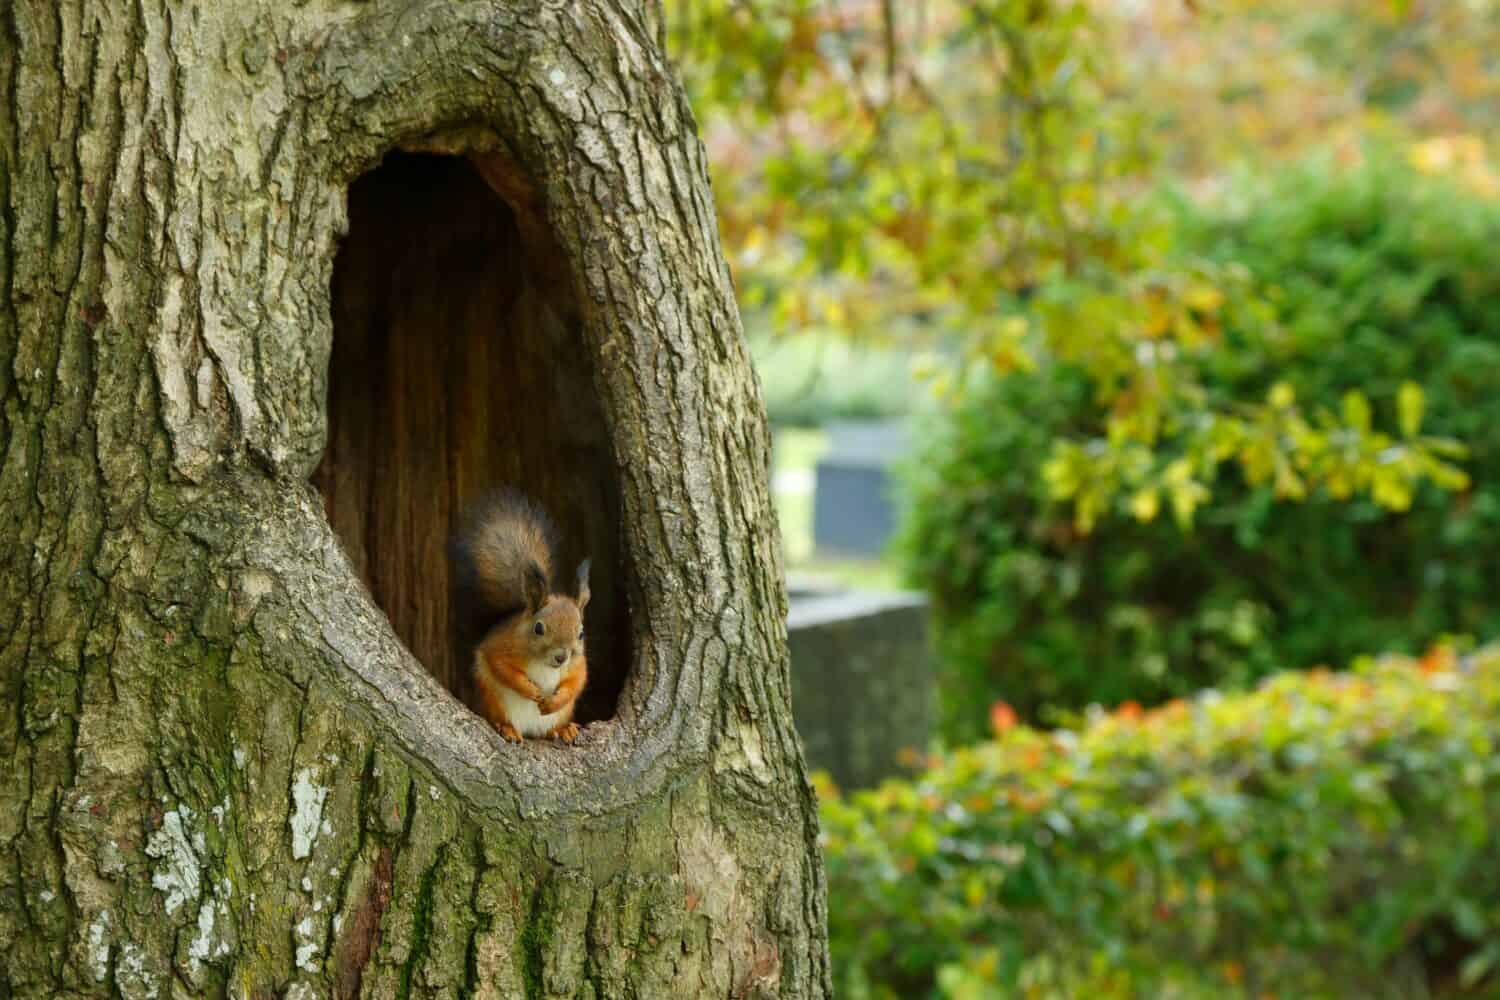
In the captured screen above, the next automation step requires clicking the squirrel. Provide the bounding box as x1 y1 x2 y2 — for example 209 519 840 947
451 489 590 744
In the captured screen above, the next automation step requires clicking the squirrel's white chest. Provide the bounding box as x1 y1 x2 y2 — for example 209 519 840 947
499 661 568 736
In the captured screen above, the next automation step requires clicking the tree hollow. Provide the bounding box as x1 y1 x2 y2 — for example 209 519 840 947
315 152 627 725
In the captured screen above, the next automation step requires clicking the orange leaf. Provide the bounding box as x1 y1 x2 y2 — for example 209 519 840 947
1419 644 1455 675
1015 791 1046 813
989 701 1019 735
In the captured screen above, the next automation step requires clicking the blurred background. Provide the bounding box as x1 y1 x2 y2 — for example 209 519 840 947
664 1 1500 996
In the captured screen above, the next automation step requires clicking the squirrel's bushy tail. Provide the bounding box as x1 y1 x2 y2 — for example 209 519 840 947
451 488 557 641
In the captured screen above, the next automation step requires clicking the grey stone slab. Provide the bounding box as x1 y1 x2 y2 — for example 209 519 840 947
786 590 934 790
813 419 912 557
813 462 899 557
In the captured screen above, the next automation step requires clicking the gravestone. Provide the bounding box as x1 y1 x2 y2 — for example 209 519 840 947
786 587 934 790
813 419 911 557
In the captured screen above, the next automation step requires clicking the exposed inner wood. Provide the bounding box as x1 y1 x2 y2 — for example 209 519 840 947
316 152 627 724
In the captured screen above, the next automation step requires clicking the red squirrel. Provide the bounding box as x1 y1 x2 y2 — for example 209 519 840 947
452 490 589 743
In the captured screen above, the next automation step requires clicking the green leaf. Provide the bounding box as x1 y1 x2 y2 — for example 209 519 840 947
1461 942 1500 988
1342 390 1372 433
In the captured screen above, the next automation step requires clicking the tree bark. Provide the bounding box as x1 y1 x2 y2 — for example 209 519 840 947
0 2 830 997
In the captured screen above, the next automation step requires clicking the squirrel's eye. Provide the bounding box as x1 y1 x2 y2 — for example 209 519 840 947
532 621 545 636
578 627 585 641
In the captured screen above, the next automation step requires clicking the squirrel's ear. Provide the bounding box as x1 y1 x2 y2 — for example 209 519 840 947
523 561 549 615
575 558 592 612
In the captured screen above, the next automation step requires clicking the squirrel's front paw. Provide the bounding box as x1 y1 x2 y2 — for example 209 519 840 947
537 695 564 714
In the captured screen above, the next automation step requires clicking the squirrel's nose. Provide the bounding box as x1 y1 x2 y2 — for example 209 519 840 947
553 650 568 665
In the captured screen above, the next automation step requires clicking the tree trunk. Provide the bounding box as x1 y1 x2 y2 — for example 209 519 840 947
0 2 830 997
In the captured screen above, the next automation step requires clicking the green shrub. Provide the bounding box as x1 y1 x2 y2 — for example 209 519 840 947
822 644 1500 998
901 151 1500 735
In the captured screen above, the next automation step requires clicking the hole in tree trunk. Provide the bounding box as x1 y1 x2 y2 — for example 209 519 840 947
315 151 628 727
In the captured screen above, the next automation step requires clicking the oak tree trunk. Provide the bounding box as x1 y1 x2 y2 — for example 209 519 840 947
0 1 831 997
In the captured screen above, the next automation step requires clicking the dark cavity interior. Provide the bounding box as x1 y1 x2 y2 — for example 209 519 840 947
316 151 627 726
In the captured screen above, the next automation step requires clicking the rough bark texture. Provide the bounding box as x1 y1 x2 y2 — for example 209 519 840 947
0 2 830 997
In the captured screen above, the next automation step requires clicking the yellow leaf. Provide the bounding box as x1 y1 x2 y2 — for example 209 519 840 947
989 340 1035 375
1184 283 1225 313
999 315 1028 339
1372 470 1414 511
1268 382 1295 409
1410 137 1453 175
1142 299 1172 338
1169 481 1206 529
1042 456 1077 499
1164 458 1194 485
1075 492 1101 535
1398 381 1425 438
1130 489 1160 523
1274 465 1307 500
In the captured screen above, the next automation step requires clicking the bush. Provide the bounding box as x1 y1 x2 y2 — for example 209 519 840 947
822 644 1500 998
901 151 1500 735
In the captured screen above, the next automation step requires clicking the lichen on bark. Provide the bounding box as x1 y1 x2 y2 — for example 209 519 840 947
0 1 830 997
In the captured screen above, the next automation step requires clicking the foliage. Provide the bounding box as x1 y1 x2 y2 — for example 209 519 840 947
1111 0 1500 182
667 2 1485 521
821 644 1500 998
1012 239 1468 533
900 151 1500 734
752 334 918 426
667 0 1151 343
668 0 1500 352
